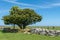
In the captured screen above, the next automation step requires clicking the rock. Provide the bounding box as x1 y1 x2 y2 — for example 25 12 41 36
29 28 60 36
55 30 60 36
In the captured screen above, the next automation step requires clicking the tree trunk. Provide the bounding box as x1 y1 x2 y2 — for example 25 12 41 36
17 24 27 32
23 25 26 29
17 24 26 29
17 24 23 29
13 24 15 29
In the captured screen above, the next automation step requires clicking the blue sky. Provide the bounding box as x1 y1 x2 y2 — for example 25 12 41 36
0 0 60 26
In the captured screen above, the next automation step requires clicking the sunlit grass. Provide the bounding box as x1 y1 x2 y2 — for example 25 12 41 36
0 31 60 40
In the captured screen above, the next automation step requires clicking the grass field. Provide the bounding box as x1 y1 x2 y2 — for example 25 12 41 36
30 26 60 30
0 26 60 40
0 31 60 40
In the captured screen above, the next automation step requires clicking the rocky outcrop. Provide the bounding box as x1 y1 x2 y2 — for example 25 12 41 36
29 28 60 36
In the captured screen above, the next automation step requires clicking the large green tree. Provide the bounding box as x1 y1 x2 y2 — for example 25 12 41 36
3 6 42 29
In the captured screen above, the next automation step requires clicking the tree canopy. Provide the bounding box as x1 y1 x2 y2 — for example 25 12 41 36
3 6 42 29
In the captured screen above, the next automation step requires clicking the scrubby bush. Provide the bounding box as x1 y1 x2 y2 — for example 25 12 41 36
2 28 18 33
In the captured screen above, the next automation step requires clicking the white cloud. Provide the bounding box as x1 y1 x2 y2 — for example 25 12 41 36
43 3 60 8
3 0 49 9
4 0 17 2
3 0 60 9
51 3 60 6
